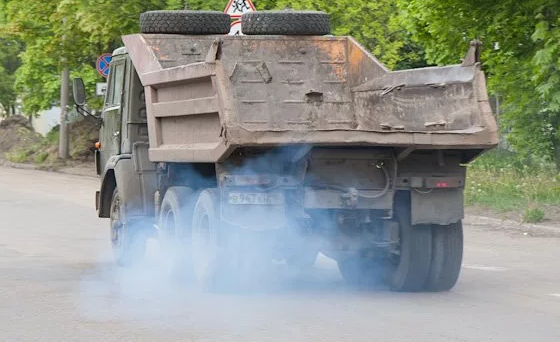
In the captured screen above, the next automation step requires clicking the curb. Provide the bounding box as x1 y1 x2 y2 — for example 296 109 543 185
0 159 98 179
464 215 560 236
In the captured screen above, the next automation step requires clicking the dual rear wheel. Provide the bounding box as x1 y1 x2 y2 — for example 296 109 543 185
336 199 463 292
160 187 269 290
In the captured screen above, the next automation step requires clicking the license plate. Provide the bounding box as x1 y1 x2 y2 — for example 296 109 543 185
228 192 284 205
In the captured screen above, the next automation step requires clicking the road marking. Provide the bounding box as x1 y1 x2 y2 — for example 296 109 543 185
463 265 508 271
548 294 560 298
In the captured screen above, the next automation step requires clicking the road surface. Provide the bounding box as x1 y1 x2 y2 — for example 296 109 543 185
1 166 559 342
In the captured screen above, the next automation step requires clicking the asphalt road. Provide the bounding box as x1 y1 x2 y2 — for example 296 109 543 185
1 166 559 342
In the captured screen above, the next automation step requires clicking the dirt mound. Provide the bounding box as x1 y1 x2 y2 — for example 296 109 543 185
0 115 42 155
68 115 100 161
30 115 100 166
2 114 100 169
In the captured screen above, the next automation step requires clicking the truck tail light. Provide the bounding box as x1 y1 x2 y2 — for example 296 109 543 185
424 177 463 188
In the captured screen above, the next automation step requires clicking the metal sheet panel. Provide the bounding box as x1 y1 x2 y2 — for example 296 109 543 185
411 188 464 225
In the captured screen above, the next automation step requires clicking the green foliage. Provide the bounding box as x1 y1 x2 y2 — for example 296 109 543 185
523 207 545 223
0 0 429 119
6 145 34 163
170 0 226 10
397 0 560 170
0 37 22 116
256 0 426 69
465 149 560 214
0 0 185 115
34 151 48 164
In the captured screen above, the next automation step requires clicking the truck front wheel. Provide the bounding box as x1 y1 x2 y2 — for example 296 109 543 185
110 188 147 267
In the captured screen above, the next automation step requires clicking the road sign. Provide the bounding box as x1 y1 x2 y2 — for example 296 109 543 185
224 0 255 18
229 20 243 36
96 53 112 78
96 83 107 96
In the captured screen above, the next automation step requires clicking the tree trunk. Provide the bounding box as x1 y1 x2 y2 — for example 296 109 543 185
59 67 70 159
555 145 560 173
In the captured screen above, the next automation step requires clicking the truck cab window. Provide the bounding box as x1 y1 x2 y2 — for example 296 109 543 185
106 62 125 107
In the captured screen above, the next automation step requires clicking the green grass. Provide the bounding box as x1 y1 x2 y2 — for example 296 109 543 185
465 149 560 221
523 208 545 223
6 149 32 163
34 151 49 164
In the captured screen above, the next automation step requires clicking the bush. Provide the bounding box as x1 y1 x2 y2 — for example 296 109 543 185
6 149 31 163
34 151 49 164
523 207 545 223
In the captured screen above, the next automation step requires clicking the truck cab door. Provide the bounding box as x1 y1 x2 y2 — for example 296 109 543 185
99 58 126 170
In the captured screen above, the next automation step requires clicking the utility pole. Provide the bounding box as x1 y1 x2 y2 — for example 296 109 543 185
58 18 69 159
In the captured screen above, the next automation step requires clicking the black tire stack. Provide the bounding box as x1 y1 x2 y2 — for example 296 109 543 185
139 10 231 34
139 9 331 36
241 11 331 35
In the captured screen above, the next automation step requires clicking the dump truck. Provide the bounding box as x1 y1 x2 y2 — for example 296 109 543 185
72 10 498 292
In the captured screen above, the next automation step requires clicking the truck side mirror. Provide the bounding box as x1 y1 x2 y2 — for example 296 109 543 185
72 77 87 106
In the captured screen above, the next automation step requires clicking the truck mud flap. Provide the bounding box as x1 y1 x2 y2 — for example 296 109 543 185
410 188 463 225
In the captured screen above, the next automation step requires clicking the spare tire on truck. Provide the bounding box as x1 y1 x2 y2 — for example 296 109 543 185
140 10 231 34
241 10 331 35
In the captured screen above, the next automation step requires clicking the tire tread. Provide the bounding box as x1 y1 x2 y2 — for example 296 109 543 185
140 11 231 35
241 11 331 35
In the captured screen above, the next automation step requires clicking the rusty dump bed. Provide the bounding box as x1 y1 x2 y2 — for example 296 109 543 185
123 34 499 163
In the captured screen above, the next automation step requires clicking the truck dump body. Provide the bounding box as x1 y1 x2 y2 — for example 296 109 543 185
122 34 498 163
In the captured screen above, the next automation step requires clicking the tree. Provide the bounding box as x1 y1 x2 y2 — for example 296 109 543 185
0 37 22 116
0 0 22 116
1 0 183 116
255 0 426 70
397 0 560 171
175 0 429 69
1 0 98 115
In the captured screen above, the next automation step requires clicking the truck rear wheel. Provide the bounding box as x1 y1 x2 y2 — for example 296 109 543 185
110 188 147 267
191 189 231 289
285 222 320 272
191 190 276 291
424 221 463 291
387 194 432 292
140 10 231 35
337 255 383 287
241 11 331 35
158 186 197 280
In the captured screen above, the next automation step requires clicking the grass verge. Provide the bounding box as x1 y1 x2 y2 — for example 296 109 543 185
465 149 560 223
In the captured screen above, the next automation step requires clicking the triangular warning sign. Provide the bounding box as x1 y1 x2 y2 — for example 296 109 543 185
224 0 256 18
